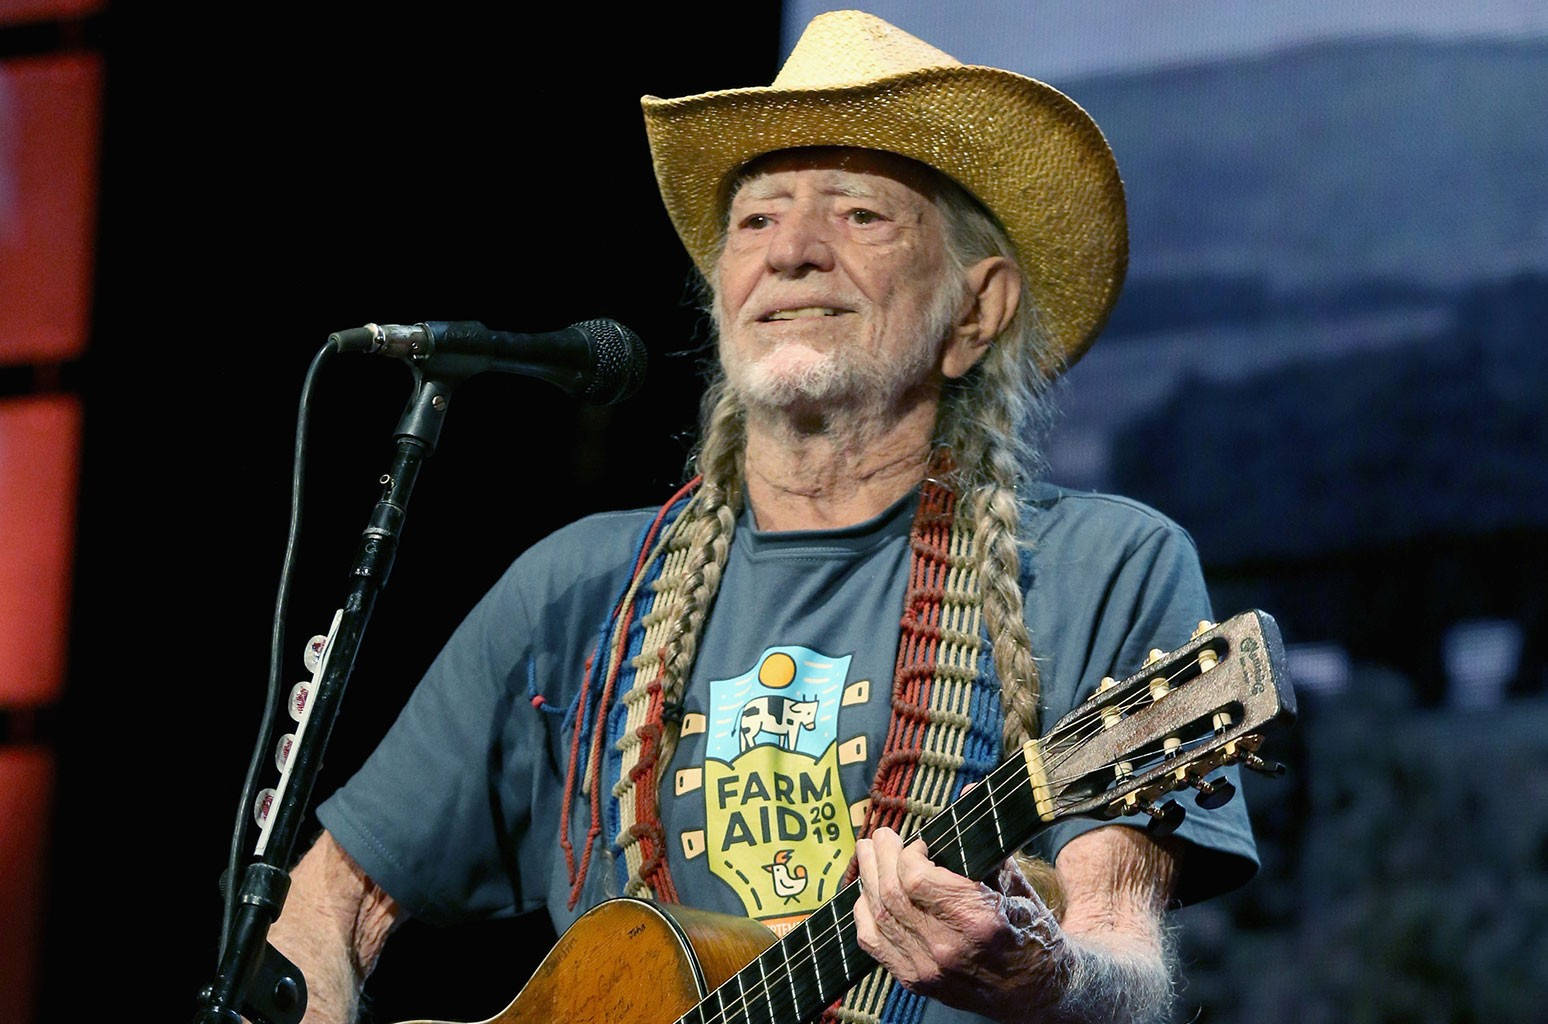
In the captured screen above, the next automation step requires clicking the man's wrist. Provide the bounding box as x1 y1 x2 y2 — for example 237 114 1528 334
1042 933 1174 1024
984 893 1079 1024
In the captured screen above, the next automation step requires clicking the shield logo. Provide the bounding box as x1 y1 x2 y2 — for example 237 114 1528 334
702 645 858 933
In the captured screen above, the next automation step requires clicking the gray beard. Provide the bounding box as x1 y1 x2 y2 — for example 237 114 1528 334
716 274 965 422
726 337 935 417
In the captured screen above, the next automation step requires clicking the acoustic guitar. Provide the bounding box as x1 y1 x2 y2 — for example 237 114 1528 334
397 611 1295 1024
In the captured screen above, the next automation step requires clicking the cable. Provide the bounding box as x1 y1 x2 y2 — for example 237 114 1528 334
219 340 336 959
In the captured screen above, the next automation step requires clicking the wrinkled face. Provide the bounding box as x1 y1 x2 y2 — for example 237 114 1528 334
713 148 963 417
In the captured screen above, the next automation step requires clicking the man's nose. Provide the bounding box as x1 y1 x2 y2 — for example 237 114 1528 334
765 208 835 274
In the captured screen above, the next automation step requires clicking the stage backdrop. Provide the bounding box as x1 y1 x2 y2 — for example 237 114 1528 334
37 3 1548 1022
787 2 1548 1021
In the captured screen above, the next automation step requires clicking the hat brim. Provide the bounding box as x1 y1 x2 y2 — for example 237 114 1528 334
642 64 1128 371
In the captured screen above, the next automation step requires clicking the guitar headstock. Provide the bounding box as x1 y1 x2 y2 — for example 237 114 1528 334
1024 610 1296 835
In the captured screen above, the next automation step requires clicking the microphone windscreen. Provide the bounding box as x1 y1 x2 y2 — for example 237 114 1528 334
576 319 647 405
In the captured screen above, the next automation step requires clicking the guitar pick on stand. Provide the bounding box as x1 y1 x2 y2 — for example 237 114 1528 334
250 617 340 844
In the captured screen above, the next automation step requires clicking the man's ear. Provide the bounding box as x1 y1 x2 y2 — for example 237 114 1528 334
941 256 1021 379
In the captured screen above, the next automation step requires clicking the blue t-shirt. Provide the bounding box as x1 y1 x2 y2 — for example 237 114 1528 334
318 482 1258 1019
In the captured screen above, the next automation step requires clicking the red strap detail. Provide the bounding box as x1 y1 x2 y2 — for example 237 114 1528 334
561 478 701 908
632 654 682 903
862 476 955 843
558 649 595 886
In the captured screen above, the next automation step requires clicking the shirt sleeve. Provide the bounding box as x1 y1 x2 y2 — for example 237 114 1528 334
315 552 549 924
1027 509 1260 906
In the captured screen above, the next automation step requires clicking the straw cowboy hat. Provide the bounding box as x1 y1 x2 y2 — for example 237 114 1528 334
641 9 1128 371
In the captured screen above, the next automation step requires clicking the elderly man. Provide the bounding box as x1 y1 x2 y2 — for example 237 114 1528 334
271 11 1256 1024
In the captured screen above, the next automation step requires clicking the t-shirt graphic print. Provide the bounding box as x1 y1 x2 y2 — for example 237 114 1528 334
675 644 875 937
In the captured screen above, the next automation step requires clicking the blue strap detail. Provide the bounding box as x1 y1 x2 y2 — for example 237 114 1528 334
876 618 1002 1024
948 636 1004 803
525 657 566 716
603 535 672 888
878 979 928 1024
571 491 695 892
560 499 690 744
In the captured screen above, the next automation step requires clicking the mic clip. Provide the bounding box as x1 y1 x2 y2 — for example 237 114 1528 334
331 323 434 360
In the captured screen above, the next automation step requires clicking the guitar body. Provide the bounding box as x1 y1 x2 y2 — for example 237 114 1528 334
394 899 778 1024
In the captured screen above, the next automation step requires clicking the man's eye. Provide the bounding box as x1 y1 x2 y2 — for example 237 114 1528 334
848 208 882 225
739 214 772 230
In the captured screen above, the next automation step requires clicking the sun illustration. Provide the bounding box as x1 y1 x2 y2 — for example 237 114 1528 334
758 651 797 688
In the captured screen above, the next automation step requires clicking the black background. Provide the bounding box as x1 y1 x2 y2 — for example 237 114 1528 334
44 5 781 1020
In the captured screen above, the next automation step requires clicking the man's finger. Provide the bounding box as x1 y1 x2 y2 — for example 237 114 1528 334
856 836 880 910
852 880 882 953
870 827 912 918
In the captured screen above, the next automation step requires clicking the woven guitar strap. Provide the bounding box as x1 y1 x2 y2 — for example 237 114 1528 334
560 473 1004 1024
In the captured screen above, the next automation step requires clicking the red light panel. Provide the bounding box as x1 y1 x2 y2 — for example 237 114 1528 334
0 395 79 704
0 53 101 365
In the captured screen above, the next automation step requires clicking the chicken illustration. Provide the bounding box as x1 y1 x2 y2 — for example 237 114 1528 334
762 849 809 903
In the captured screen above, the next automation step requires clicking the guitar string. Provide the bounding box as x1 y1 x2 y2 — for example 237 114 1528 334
1050 730 1226 789
682 743 1208 1024
688 681 1235 1024
1014 657 1208 790
681 761 1115 1024
681 764 1040 1024
1039 652 1214 765
1039 653 1257 792
686 727 1234 1024
1041 673 1221 780
683 738 1215 1024
680 653 1226 1024
680 657 1216 1024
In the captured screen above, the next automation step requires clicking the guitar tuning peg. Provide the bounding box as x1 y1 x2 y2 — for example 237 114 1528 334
1191 775 1236 810
1142 799 1185 837
1191 619 1217 639
1243 753 1286 777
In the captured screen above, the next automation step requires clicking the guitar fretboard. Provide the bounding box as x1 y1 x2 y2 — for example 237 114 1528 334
677 752 1048 1024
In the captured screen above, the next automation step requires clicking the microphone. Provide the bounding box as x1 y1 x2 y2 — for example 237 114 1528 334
328 319 646 405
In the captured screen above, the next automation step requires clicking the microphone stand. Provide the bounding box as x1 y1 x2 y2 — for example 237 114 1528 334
193 365 458 1024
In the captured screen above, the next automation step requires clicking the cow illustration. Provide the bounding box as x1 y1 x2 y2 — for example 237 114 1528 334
763 849 809 903
736 694 819 753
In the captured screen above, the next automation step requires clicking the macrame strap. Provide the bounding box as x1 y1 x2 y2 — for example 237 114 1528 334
560 478 700 909
607 508 704 901
827 472 1003 1024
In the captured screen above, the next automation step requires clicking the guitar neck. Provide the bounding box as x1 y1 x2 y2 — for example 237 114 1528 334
676 610 1295 1024
678 755 1048 1024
